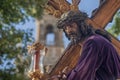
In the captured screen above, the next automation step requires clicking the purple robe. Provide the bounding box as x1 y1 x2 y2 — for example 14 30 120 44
67 34 120 80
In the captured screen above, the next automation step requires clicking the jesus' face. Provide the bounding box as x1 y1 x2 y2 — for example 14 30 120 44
63 22 81 44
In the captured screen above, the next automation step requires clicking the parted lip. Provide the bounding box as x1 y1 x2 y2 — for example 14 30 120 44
70 35 77 38
69 34 78 41
68 33 77 38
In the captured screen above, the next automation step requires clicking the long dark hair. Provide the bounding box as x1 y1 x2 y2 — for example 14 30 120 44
74 17 111 42
57 11 111 42
95 29 111 42
75 19 111 42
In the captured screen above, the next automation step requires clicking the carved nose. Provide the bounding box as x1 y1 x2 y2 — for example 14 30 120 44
66 26 72 33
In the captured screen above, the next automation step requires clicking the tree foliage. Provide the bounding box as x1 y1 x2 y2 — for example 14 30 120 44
0 0 47 26
107 11 120 38
0 25 33 80
0 0 47 80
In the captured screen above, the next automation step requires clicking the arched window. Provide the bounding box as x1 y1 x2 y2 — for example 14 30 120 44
46 33 55 45
45 24 55 45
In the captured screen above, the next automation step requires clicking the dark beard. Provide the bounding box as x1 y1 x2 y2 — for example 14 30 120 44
70 36 80 45
68 32 80 45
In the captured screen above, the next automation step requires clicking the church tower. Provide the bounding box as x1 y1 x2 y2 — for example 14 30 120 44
36 13 64 72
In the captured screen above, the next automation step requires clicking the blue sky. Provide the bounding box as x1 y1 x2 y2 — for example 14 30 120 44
16 0 118 47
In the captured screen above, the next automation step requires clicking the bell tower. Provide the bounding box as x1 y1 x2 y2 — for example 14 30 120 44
38 13 64 73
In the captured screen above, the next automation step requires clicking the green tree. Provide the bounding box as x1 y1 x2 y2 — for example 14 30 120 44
0 0 47 80
0 0 47 25
107 11 120 38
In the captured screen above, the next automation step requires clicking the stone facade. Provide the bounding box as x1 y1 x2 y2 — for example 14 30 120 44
38 13 64 73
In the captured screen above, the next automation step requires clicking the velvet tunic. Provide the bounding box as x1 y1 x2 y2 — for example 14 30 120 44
67 34 120 80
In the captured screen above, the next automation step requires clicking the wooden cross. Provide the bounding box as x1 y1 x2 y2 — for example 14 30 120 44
42 0 120 79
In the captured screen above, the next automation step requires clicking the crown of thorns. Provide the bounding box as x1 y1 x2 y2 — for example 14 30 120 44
57 10 88 29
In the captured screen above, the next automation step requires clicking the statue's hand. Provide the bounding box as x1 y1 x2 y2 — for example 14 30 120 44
48 66 68 80
49 75 60 80
48 74 66 80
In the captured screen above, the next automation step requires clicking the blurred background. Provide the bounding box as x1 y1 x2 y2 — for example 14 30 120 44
0 0 120 80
